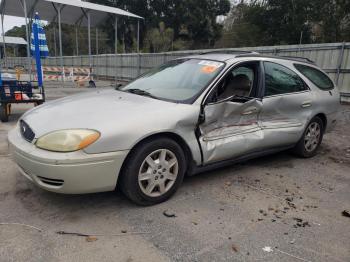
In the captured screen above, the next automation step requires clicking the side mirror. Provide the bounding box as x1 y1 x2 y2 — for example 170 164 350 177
115 83 124 90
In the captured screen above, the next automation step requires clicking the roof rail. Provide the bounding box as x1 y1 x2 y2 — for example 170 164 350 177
200 50 259 55
279 56 315 64
235 54 316 64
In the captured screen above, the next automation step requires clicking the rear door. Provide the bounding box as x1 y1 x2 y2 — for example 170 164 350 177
259 61 314 149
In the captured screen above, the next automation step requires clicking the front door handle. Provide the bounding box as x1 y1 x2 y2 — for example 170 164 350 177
241 107 258 115
301 101 312 108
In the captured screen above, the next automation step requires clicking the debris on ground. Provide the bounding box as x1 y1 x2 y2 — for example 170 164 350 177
225 181 232 186
262 246 273 253
285 197 293 202
292 218 311 228
342 210 350 218
275 248 313 262
259 209 268 216
56 230 149 237
163 210 176 218
57 231 90 237
231 244 239 253
286 199 296 209
86 236 98 242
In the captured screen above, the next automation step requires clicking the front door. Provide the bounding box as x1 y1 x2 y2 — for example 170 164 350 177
198 61 264 164
199 99 263 164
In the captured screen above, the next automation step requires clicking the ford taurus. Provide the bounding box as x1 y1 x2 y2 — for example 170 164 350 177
8 52 340 205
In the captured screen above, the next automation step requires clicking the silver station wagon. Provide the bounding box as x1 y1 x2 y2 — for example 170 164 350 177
8 52 340 205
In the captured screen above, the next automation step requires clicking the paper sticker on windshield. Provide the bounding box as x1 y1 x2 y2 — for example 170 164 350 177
198 60 223 74
201 66 219 74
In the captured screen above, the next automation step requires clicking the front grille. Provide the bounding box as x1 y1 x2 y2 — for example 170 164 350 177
37 176 64 187
20 120 35 142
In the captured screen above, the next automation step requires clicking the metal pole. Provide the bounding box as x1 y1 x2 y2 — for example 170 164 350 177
0 13 6 69
114 16 118 54
53 25 57 56
137 20 140 77
336 42 345 86
137 20 140 53
58 5 64 84
114 15 118 84
298 31 303 53
95 27 98 55
87 12 92 79
21 0 32 81
75 26 79 56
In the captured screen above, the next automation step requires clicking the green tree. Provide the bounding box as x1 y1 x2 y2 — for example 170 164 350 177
223 0 350 47
309 0 350 42
144 22 174 52
4 25 27 57
88 0 231 51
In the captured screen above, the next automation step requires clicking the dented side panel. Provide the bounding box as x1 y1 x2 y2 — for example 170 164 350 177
199 99 263 163
258 91 314 149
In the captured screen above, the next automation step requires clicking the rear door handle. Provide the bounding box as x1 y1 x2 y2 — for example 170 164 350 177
301 101 312 108
241 107 258 115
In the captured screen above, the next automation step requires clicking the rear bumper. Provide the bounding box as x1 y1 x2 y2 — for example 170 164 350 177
8 127 129 194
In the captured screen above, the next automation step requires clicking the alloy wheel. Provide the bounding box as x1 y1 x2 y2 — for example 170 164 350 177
138 149 179 197
304 122 321 152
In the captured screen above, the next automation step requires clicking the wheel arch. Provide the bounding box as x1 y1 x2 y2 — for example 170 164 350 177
314 113 327 131
116 132 195 188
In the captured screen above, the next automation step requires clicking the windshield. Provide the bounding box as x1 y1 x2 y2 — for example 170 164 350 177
121 59 225 102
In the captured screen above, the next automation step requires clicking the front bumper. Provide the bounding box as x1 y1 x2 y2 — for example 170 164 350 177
8 127 129 194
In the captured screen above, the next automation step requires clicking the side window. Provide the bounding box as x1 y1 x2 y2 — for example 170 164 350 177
264 62 307 96
232 66 254 83
211 64 256 103
294 64 334 90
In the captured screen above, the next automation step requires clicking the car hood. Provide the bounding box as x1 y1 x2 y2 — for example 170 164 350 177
21 89 200 153
22 89 179 136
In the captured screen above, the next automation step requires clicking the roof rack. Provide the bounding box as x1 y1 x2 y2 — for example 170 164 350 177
200 50 259 55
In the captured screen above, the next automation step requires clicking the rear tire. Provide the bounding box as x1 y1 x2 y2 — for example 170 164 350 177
293 117 324 158
120 137 186 206
0 103 9 122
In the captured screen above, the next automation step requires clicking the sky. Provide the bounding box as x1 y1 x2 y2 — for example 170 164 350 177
0 16 26 35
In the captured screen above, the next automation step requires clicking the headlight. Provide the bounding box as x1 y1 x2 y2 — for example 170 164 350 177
36 129 100 152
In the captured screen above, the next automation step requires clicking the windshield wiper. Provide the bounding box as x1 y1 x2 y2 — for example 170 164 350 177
124 89 159 99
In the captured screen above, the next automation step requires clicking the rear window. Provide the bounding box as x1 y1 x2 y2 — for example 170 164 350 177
294 64 334 90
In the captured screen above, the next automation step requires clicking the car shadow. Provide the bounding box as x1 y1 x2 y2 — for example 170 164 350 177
12 149 296 215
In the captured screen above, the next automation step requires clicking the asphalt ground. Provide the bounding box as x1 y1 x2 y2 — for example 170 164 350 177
0 87 349 262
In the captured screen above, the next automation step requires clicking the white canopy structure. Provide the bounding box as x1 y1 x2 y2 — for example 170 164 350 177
1 36 27 45
0 0 143 81
0 36 27 58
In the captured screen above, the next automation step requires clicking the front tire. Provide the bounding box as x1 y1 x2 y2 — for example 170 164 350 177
120 137 186 206
0 103 9 122
293 117 324 158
